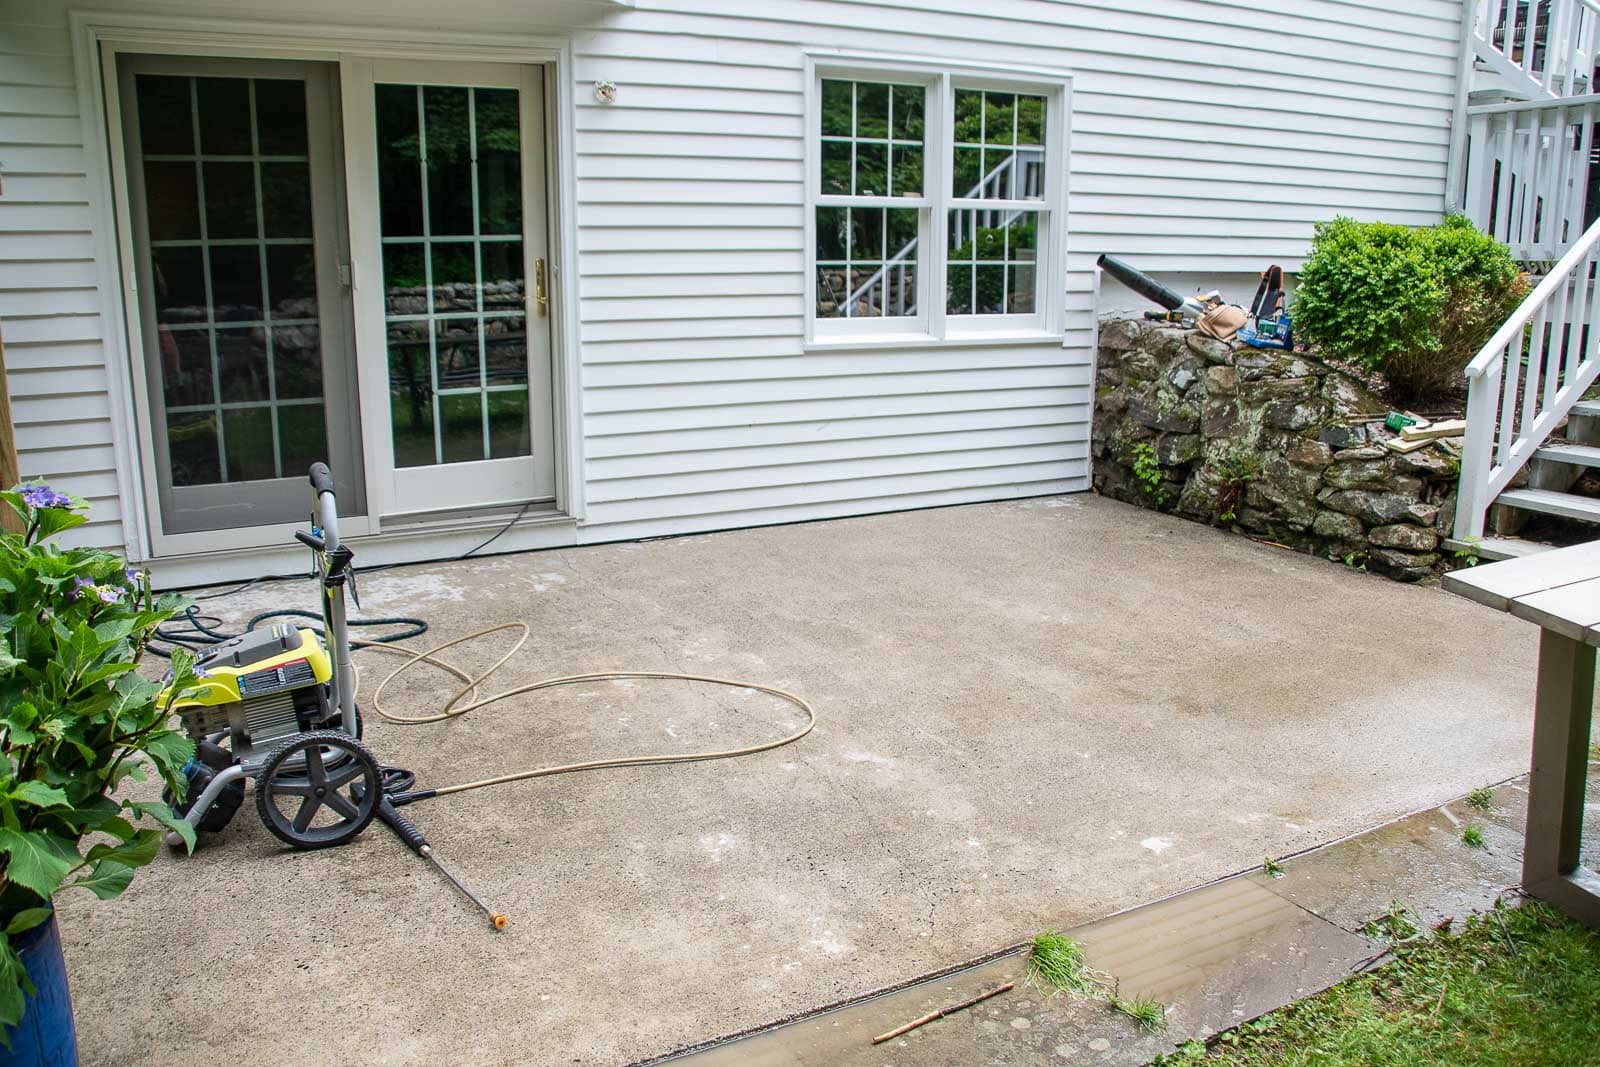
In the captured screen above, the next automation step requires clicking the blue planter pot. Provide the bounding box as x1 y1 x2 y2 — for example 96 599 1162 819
0 913 77 1067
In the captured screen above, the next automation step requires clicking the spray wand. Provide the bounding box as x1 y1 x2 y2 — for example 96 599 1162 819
374 797 508 931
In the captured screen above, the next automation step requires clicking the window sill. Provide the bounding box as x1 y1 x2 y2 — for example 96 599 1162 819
805 330 1064 353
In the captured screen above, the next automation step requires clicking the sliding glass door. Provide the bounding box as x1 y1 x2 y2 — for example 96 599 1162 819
114 52 556 549
118 55 365 535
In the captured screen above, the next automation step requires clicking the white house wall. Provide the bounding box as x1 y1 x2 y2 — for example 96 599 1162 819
2 0 1461 554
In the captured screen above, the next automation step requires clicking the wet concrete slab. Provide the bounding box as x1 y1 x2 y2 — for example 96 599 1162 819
667 875 1379 1066
668 870 1382 1062
1074 877 1379 1039
1256 769 1600 933
665 774 1592 1066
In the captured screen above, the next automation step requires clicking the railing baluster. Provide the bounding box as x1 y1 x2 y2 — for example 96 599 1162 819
1584 244 1600 380
1522 302 1549 448
1495 110 1518 245
1527 0 1543 78
1499 312 1527 466
1545 275 1571 412
1544 105 1571 255
1519 109 1544 250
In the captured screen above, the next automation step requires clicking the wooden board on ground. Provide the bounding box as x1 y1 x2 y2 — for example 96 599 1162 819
1384 436 1435 453
1400 418 1466 442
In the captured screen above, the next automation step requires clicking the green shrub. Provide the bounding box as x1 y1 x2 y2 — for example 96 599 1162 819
0 484 198 1033
1293 215 1528 402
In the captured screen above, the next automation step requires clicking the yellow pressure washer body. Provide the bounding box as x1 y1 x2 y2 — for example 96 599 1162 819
167 625 338 749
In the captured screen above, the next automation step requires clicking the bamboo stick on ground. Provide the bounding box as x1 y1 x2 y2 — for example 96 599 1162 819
870 981 1015 1044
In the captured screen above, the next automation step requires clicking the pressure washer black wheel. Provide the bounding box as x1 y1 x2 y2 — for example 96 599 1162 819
255 730 381 850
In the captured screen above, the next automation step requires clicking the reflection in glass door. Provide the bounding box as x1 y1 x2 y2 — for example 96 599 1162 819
119 56 363 535
369 62 553 515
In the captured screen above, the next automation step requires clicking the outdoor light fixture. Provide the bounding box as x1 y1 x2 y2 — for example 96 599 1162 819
594 80 617 103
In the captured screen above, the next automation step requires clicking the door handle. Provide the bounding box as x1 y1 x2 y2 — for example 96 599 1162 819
534 258 549 317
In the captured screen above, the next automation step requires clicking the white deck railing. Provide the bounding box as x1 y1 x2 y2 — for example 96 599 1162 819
1471 0 1600 98
1465 94 1600 260
1456 215 1600 540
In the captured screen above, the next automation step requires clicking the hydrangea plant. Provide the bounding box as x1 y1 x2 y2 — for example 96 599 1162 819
0 482 198 1037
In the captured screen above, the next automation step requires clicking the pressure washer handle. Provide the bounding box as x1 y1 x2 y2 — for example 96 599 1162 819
309 462 336 496
376 798 428 855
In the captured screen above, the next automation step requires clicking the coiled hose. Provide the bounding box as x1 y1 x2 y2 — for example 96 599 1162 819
152 611 816 804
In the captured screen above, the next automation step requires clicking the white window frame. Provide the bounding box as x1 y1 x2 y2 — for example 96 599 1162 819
803 53 1072 351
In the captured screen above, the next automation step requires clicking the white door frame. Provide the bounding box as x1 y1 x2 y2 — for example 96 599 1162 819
70 11 587 562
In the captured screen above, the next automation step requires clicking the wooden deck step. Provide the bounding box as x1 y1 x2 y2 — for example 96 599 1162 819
1533 441 1600 468
1495 487 1600 523
1444 537 1553 562
1570 399 1600 418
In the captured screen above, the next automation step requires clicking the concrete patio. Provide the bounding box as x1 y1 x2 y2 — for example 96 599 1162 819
62 495 1540 1065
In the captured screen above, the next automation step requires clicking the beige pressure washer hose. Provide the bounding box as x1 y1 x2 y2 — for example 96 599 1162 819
347 623 816 798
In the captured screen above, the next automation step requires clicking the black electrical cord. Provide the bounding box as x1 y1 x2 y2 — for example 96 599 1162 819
146 605 429 659
165 500 538 600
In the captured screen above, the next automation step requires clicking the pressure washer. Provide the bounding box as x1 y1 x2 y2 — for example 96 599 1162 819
158 463 817 929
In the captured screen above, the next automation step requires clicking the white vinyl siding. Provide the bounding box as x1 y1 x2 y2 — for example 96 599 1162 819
0 13 125 549
7 0 1460 555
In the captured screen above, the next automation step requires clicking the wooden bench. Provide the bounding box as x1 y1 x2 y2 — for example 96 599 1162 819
1444 541 1600 929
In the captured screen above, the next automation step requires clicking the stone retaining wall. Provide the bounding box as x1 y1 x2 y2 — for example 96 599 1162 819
1091 318 1462 581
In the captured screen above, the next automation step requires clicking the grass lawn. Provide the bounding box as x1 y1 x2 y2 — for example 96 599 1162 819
1159 900 1600 1066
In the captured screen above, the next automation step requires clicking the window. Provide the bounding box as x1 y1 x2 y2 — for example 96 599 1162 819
807 60 1068 346
815 79 925 325
948 89 1047 317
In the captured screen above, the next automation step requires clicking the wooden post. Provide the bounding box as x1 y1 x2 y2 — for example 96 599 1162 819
1523 628 1600 928
0 326 21 534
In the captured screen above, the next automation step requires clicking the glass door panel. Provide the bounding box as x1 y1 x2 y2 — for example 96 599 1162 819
367 61 552 515
120 56 364 536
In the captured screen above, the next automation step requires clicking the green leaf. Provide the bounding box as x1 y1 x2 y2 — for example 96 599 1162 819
83 827 160 871
70 859 133 901
7 781 68 809
92 617 138 645
30 508 87 543
143 730 195 782
0 938 26 1037
129 800 195 855
0 828 79 899
3 907 50 935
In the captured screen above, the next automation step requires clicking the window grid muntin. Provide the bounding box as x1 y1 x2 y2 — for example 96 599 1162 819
947 206 1040 316
819 79 924 199
815 205 920 319
952 89 1047 202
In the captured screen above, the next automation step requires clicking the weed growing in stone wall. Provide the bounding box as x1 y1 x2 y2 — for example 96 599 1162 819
1212 448 1264 525
1129 441 1166 506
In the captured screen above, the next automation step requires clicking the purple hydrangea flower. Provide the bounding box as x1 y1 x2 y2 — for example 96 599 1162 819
124 567 142 586
96 586 122 605
20 485 71 510
69 577 94 601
